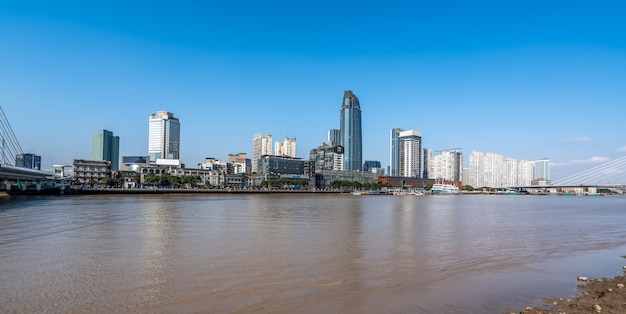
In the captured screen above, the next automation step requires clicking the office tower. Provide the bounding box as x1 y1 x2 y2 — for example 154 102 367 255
252 133 272 173
275 137 297 158
532 158 550 180
339 90 362 171
15 153 42 170
389 128 403 176
398 130 422 177
148 111 180 161
328 129 341 147
91 129 120 170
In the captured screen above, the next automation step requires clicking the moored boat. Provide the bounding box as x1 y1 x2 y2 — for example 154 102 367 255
430 183 460 195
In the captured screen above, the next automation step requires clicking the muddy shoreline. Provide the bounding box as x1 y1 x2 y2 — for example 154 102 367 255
508 256 626 314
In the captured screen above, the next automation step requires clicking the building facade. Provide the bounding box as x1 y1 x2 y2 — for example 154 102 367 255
274 137 296 158
228 153 251 174
72 159 111 185
339 90 362 171
398 130 422 178
91 129 120 170
252 133 272 173
148 111 180 161
15 153 41 170
428 149 462 182
532 158 550 181
257 155 304 175
328 129 341 147
389 128 403 176
309 142 344 172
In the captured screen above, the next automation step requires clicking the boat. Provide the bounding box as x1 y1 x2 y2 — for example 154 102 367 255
430 183 460 195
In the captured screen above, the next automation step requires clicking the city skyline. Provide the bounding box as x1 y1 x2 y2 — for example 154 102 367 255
2 1 626 181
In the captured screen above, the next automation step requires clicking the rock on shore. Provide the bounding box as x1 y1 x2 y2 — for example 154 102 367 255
509 262 626 314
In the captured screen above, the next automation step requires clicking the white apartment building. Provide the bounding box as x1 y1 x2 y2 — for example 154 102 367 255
252 133 272 173
428 150 463 182
275 137 297 158
467 151 484 187
503 157 518 187
398 130 422 178
517 160 533 186
466 150 538 187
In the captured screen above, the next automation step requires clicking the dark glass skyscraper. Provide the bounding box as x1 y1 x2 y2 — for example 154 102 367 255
339 90 362 171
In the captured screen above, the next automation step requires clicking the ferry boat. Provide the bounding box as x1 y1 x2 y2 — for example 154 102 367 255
430 183 460 195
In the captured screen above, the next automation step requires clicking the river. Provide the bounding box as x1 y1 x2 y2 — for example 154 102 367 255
1 194 625 313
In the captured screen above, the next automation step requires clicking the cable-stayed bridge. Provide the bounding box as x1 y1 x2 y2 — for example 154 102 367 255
0 107 52 188
552 156 626 186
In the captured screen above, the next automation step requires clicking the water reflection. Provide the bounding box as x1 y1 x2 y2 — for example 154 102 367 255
1 195 625 313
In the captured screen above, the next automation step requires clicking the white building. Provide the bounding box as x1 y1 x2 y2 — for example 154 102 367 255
275 137 297 158
252 133 272 173
428 149 463 182
503 157 518 187
467 151 484 187
148 111 180 161
398 130 422 178
484 152 504 187
532 159 550 180
517 159 533 186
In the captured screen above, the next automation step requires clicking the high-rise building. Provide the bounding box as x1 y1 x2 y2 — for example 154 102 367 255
275 137 297 158
15 153 41 170
252 133 272 173
339 90 362 171
328 129 341 147
467 151 484 187
428 149 462 182
91 129 120 170
517 159 533 186
148 111 180 161
484 152 504 187
389 128 403 176
398 130 422 178
532 158 550 180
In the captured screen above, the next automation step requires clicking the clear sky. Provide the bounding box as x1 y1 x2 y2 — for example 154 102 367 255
1 1 625 181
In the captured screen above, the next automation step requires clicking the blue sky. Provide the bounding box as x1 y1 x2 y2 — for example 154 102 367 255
1 1 625 181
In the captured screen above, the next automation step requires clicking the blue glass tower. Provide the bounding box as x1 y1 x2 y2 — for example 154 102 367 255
389 128 403 176
340 90 362 171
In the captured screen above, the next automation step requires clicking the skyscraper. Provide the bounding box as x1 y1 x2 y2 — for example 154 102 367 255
339 90 362 171
148 111 180 161
91 129 120 170
251 132 272 173
398 130 422 177
389 128 403 176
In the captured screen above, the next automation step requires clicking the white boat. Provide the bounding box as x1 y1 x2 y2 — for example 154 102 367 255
430 183 460 195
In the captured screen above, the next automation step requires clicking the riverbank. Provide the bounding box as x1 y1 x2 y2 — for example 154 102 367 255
509 259 626 314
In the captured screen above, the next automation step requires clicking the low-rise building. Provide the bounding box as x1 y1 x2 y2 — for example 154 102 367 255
73 159 111 186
